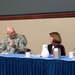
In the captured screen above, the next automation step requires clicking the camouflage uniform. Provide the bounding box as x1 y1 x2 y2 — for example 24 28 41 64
0 34 27 53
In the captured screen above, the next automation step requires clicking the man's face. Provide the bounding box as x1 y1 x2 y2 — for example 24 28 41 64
7 30 16 39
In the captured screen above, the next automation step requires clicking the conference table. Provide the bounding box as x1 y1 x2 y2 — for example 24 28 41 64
0 54 75 75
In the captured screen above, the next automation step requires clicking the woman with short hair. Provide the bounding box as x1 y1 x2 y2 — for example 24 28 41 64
48 32 66 56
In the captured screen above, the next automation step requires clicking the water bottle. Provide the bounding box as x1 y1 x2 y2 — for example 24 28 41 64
53 45 61 59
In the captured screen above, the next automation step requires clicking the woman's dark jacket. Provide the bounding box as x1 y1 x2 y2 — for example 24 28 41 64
48 43 66 56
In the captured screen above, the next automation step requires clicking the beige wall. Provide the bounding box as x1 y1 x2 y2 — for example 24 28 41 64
0 18 75 56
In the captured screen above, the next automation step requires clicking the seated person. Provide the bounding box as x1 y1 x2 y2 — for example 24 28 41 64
0 26 27 53
48 32 66 56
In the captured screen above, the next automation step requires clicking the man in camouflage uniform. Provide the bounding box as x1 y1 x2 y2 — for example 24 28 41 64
0 27 27 53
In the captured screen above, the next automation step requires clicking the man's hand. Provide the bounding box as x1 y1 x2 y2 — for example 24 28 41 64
9 40 16 47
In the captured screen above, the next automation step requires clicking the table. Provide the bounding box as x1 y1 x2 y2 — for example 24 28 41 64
0 54 75 75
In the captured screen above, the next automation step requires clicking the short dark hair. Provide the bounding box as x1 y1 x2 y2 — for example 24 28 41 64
49 32 62 44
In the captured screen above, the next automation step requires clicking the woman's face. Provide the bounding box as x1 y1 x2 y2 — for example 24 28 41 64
50 36 53 43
